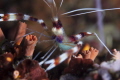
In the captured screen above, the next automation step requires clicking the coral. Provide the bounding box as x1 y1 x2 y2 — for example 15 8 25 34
14 59 49 80
0 52 14 80
63 54 94 78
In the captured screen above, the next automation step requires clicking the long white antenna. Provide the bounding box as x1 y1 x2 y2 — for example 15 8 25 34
59 0 64 9
62 8 120 17
43 0 51 8
33 51 42 60
53 0 57 8
43 0 58 18
62 8 99 15
57 0 64 16
41 44 56 59
94 33 114 56
39 46 58 65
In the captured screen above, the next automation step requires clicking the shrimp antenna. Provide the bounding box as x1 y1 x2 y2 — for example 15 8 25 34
62 8 99 15
59 0 63 9
57 0 64 16
62 8 120 17
33 51 42 60
43 0 51 8
94 33 114 56
39 44 58 65
43 0 58 18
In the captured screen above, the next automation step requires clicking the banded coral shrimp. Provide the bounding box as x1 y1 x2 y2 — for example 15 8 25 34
0 0 92 70
0 0 120 75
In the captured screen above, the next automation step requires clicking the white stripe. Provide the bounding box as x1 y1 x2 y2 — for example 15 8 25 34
44 59 55 64
8 13 16 15
87 32 92 34
53 17 58 22
59 52 68 63
0 19 3 21
23 14 30 20
8 14 17 21
57 28 64 35
0 14 4 17
77 41 83 45
46 63 56 71
45 52 68 71
72 46 78 53
37 19 44 23
0 14 4 21
75 34 82 39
